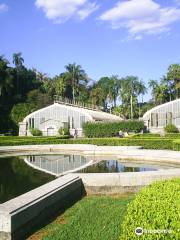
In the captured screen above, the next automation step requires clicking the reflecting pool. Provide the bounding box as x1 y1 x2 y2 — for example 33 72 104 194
77 160 158 173
0 156 54 203
25 155 90 175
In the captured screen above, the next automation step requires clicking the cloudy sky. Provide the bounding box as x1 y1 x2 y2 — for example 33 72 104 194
1 0 180 100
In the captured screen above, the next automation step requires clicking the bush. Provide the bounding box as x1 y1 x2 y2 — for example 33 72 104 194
164 124 179 133
165 133 180 138
172 140 180 151
83 120 145 138
0 136 174 149
30 128 42 136
131 133 161 138
58 127 70 136
120 178 180 240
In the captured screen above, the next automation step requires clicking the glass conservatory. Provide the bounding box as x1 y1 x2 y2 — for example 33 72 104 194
143 99 180 133
19 102 122 137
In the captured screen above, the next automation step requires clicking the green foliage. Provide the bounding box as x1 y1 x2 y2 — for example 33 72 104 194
131 133 161 138
30 128 42 136
120 178 180 240
172 140 180 150
30 195 133 240
58 127 70 136
0 136 173 150
165 133 180 138
83 121 145 138
11 103 36 125
164 124 179 133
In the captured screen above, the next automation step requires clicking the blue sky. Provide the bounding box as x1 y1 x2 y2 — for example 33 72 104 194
1 0 180 100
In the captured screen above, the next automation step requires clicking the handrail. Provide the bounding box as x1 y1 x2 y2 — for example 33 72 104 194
54 95 103 112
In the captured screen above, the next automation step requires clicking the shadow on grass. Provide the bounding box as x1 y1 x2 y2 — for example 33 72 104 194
13 180 86 240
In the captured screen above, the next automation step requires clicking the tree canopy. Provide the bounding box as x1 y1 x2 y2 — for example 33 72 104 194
0 53 179 134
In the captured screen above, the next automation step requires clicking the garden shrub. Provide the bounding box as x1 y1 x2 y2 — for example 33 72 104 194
58 127 70 136
83 120 145 138
131 133 161 138
164 124 179 133
30 128 42 136
120 178 180 240
0 137 173 150
172 139 180 151
165 133 180 138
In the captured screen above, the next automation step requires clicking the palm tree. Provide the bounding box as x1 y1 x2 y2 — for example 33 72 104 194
64 63 88 101
108 75 120 107
167 64 180 98
148 79 169 105
148 79 159 104
13 53 24 69
120 76 143 119
13 53 24 94
0 56 13 96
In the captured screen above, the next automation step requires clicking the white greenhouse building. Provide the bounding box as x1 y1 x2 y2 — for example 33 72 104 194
143 99 180 133
19 101 122 137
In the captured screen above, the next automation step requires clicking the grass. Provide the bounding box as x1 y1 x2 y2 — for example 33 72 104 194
28 195 134 240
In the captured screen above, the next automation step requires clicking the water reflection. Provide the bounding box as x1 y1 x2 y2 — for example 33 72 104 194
77 160 157 173
0 157 54 203
25 155 90 175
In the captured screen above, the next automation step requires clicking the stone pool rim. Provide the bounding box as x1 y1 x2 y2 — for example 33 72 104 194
0 144 180 179
0 144 180 239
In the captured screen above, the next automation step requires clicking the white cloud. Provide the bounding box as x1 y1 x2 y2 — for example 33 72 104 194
0 3 8 13
99 0 180 38
35 0 98 23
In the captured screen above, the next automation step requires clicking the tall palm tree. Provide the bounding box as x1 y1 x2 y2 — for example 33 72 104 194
167 64 180 98
64 63 88 101
108 75 120 107
148 79 169 105
0 56 12 96
148 79 159 104
13 53 24 69
13 53 24 94
119 76 146 119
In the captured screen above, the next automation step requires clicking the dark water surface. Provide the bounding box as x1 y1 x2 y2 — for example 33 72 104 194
0 156 54 203
77 160 157 173
0 155 163 204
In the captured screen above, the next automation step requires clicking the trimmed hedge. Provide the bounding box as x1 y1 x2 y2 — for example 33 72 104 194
83 121 145 138
0 137 173 150
172 140 180 151
120 178 180 240
131 134 161 138
165 133 180 139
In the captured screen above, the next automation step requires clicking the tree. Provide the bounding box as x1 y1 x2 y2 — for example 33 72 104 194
167 64 180 98
0 55 13 96
119 76 146 119
54 75 66 97
108 75 120 107
13 53 24 69
13 52 24 95
148 79 170 105
64 63 88 101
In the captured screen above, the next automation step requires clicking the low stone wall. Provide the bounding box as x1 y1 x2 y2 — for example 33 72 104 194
73 169 180 194
0 175 84 240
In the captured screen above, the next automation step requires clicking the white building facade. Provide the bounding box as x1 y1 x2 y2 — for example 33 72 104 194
19 102 122 137
143 99 180 133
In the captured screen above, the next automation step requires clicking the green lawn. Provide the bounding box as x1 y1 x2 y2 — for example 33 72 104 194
28 195 134 240
0 136 175 150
